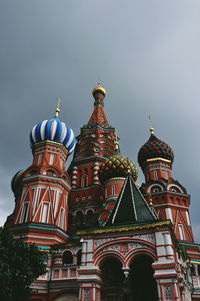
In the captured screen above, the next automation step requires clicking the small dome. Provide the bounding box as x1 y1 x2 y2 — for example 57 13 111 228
30 116 76 154
92 82 106 97
11 169 25 198
99 153 138 183
138 133 174 168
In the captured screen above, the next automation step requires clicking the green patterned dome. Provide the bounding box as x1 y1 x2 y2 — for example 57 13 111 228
98 153 138 183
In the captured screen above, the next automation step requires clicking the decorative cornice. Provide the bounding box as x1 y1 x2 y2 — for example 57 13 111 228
76 220 171 235
146 157 171 163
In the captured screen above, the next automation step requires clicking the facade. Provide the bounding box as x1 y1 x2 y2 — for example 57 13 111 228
6 84 200 301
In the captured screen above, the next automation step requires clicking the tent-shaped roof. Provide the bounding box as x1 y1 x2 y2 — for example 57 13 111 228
106 175 157 226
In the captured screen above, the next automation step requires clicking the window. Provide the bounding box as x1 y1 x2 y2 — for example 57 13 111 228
86 210 94 226
59 208 64 228
178 224 185 240
111 185 115 196
63 251 73 266
37 154 42 165
41 203 49 223
154 170 158 181
81 174 88 187
22 202 29 223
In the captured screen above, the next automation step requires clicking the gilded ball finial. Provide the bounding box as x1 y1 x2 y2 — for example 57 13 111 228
92 82 106 97
150 127 155 134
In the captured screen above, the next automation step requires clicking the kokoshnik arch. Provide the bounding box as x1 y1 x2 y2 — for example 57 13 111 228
6 83 200 301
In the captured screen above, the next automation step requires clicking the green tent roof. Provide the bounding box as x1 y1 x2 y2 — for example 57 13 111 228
106 175 157 226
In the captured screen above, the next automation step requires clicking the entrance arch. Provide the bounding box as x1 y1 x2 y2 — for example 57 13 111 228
128 254 158 301
100 256 124 301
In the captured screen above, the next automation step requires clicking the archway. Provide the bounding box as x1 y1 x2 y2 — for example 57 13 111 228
100 257 124 301
127 254 158 301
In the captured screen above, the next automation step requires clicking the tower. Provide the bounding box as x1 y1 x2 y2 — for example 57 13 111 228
68 83 117 231
8 101 76 245
138 128 200 262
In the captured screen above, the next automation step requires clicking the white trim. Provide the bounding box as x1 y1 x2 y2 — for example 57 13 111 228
49 154 54 165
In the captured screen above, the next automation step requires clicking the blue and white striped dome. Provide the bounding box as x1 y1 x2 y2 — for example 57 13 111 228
30 116 76 154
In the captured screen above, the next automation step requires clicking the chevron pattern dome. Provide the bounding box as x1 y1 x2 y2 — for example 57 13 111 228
138 133 174 168
99 153 138 183
30 116 76 154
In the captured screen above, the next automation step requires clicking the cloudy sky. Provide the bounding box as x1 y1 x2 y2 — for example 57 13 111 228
1 1 200 242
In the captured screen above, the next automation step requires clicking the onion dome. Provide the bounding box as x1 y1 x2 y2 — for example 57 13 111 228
92 82 106 97
99 153 138 183
11 169 25 199
138 132 174 168
30 99 76 154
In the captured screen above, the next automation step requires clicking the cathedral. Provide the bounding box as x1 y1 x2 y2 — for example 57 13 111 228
6 83 200 301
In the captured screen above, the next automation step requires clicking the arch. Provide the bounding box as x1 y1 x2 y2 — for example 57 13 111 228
128 254 158 301
167 184 184 193
86 210 95 227
63 250 73 266
46 169 57 177
125 247 157 268
147 183 164 192
95 251 124 267
100 256 124 300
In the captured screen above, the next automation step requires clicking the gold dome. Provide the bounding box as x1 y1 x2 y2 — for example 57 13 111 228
92 82 106 96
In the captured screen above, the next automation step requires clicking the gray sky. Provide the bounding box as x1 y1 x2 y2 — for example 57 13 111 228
1 0 200 242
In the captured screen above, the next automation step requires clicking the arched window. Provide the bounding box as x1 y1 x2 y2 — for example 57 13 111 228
76 211 83 228
86 210 94 227
63 250 73 266
77 249 82 266
111 185 115 196
81 174 88 187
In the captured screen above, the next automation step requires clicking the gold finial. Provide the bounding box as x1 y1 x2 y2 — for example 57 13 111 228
147 192 153 206
92 82 107 96
55 97 61 117
148 115 155 134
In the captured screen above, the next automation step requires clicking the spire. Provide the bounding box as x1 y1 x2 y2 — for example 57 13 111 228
55 97 61 117
114 130 120 153
87 83 109 128
148 115 155 135
106 175 157 226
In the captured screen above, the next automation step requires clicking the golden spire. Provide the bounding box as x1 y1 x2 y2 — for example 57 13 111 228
148 115 155 134
55 97 61 117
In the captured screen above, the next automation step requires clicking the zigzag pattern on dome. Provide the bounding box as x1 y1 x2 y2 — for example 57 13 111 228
138 133 174 168
98 153 138 183
30 116 76 154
